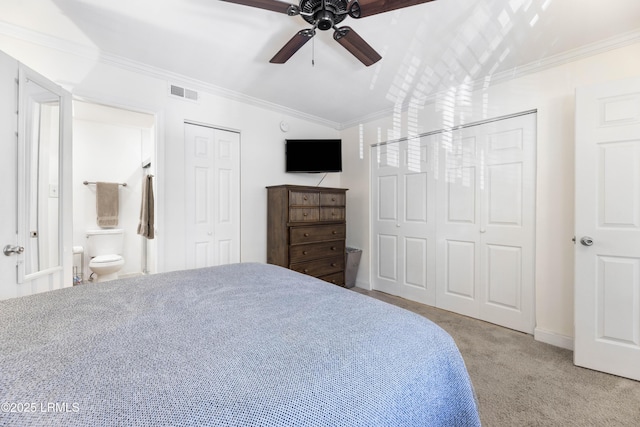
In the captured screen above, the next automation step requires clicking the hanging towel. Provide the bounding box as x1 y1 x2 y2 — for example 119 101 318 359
96 182 119 227
137 175 155 239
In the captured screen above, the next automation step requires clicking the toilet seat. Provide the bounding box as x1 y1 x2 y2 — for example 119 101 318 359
90 254 124 265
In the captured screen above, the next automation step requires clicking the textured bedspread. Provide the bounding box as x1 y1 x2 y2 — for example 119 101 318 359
0 263 480 426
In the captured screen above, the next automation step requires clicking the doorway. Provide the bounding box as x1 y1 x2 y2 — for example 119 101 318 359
72 101 157 282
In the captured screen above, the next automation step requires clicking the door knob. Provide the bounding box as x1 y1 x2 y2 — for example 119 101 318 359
3 245 24 256
580 236 594 246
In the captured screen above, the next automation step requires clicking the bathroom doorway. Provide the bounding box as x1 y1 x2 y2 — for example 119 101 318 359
72 100 157 282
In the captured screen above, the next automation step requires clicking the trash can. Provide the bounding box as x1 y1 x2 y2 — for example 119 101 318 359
345 247 362 288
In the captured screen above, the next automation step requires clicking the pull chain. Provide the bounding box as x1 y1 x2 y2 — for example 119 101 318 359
312 35 315 67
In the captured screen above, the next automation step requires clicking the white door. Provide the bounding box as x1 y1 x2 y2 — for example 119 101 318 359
370 137 437 305
435 129 482 318
371 113 536 333
0 51 19 298
574 77 640 381
0 51 72 301
436 113 536 333
184 123 240 269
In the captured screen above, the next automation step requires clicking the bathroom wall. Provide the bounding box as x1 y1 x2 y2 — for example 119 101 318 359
72 101 155 281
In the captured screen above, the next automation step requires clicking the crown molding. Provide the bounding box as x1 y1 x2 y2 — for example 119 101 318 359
99 51 342 129
340 28 640 130
2 20 638 131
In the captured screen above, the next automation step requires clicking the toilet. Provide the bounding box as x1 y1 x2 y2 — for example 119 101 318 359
86 229 125 283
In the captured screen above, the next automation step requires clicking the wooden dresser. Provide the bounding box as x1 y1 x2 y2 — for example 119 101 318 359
267 185 347 286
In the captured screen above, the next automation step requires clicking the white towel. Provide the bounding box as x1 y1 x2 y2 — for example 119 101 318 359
96 182 119 227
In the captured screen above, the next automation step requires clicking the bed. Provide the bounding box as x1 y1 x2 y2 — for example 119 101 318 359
0 262 480 426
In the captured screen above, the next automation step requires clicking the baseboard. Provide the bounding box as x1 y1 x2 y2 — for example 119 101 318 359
534 327 574 350
354 279 371 290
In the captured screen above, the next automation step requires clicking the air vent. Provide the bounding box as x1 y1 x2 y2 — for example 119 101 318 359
168 84 199 102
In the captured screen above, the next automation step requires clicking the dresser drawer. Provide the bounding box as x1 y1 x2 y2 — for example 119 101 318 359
289 240 345 263
319 271 345 287
289 207 319 222
320 207 345 221
289 191 319 206
290 224 346 244
290 255 345 278
320 192 345 206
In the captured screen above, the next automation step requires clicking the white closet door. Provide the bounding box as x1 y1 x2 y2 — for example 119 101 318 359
371 113 536 334
479 115 536 332
436 114 536 333
371 137 436 305
184 123 240 269
435 130 482 318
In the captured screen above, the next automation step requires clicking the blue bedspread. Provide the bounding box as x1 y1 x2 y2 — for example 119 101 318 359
0 262 480 426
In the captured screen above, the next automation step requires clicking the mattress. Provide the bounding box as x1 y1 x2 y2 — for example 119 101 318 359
0 262 480 426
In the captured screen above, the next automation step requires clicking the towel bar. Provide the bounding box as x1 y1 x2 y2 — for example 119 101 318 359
83 181 127 187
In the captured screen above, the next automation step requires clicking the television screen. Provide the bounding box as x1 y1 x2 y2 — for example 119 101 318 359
285 139 342 173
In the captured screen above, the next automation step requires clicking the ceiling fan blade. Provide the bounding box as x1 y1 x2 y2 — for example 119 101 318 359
348 0 436 18
220 0 299 15
333 26 381 66
270 30 315 64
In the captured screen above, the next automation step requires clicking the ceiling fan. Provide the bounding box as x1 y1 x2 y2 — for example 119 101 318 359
220 0 436 66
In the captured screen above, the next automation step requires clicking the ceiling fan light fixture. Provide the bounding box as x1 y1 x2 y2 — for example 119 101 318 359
316 10 335 30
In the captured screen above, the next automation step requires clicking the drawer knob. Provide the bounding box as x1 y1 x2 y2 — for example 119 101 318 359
303 212 308 216
332 230 337 234
331 263 337 267
303 196 308 200
331 197 336 201
303 251 308 255
303 269 309 273
331 247 336 251
304 233 310 237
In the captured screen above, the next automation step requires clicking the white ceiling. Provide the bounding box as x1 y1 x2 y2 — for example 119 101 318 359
2 0 640 127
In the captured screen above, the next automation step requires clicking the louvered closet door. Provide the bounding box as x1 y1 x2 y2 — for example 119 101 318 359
436 113 536 333
370 138 436 306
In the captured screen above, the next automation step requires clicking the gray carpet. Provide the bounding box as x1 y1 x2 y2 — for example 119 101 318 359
352 288 640 427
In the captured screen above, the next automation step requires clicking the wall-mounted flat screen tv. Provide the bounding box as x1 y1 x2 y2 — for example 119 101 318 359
285 139 342 173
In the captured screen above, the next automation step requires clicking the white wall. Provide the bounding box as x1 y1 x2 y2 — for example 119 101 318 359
0 34 340 274
341 42 640 346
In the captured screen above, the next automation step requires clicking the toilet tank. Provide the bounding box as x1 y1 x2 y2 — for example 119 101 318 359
86 229 124 257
